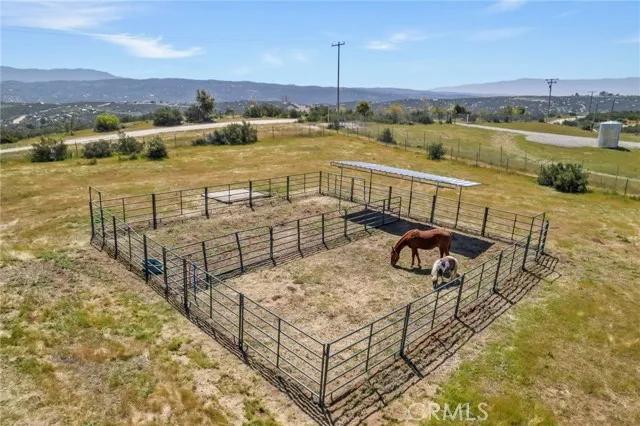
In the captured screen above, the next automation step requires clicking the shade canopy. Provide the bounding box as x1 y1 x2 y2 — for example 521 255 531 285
331 161 481 189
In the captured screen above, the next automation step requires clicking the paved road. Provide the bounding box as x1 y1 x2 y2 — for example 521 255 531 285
0 118 298 154
457 123 639 150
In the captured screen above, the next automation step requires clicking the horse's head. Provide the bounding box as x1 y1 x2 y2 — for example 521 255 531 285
390 247 400 267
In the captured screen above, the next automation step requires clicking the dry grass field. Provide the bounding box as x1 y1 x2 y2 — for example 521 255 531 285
1 130 639 425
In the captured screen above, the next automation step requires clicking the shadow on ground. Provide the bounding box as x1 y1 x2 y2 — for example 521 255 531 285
96 236 558 425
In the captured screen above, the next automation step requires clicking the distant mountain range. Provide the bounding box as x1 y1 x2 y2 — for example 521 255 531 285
1 67 638 104
0 66 117 83
433 78 640 97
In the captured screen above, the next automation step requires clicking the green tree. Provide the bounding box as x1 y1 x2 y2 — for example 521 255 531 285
30 137 67 162
453 104 467 115
386 103 406 124
94 113 120 132
356 101 371 117
144 136 168 160
153 107 183 126
185 89 215 123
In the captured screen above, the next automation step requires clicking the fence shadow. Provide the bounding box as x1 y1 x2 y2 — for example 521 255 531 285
324 254 559 426
377 216 495 259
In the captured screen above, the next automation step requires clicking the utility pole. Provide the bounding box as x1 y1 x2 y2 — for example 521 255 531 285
610 95 616 113
586 91 595 130
332 41 345 124
545 78 558 121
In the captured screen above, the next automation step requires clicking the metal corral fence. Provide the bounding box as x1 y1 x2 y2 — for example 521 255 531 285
340 122 640 196
89 170 549 406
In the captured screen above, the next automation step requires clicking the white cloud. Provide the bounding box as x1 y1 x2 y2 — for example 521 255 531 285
261 52 284 67
3 2 201 59
91 33 203 59
471 27 531 42
366 30 428 51
487 0 526 13
3 2 122 30
291 49 310 63
617 35 640 44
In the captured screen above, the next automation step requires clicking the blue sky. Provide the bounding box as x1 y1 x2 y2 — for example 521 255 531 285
1 1 638 89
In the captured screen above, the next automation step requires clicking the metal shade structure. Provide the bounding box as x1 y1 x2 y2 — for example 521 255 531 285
330 161 481 189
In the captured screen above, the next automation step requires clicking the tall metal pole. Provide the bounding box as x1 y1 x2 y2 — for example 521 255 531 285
587 90 595 129
545 78 558 121
332 41 345 124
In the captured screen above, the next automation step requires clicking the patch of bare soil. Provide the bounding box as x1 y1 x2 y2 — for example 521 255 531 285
146 195 356 248
225 227 506 341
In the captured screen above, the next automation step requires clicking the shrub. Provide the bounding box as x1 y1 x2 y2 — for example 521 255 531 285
427 142 446 160
327 120 341 130
153 107 183 126
377 128 396 144
30 137 67 162
193 122 258 146
144 136 168 160
94 113 120 132
537 162 588 193
114 132 143 155
83 140 113 158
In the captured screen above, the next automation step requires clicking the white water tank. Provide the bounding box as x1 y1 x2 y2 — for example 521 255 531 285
597 121 622 148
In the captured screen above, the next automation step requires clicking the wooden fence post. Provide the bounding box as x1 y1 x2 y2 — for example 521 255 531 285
399 303 412 356
202 242 209 274
276 318 281 368
481 207 489 237
430 194 437 223
269 226 274 261
454 275 465 318
98 191 105 241
151 193 158 229
286 176 290 201
321 214 325 245
162 247 168 297
319 344 330 406
204 187 209 218
343 210 348 237
182 259 189 313
454 189 462 228
238 294 245 351
249 181 253 208
127 226 132 270
89 188 95 239
112 216 118 259
122 198 126 222
364 323 374 372
318 171 323 195
408 178 414 217
522 234 531 271
179 190 183 216
536 213 546 259
431 289 440 329
143 235 149 283
235 232 244 272
381 200 386 226
387 186 392 207
350 177 354 202
476 262 485 299
297 219 301 252
493 251 503 293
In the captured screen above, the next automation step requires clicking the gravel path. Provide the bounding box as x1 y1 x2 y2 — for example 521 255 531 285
0 118 298 154
457 123 639 150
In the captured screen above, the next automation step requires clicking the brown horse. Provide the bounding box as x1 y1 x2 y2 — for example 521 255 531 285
390 228 452 268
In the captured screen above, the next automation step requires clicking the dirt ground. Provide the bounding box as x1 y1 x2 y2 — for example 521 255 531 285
146 195 357 249
225 221 506 341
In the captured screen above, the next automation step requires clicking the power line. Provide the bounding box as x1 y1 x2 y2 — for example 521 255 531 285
332 41 345 123
545 78 558 120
